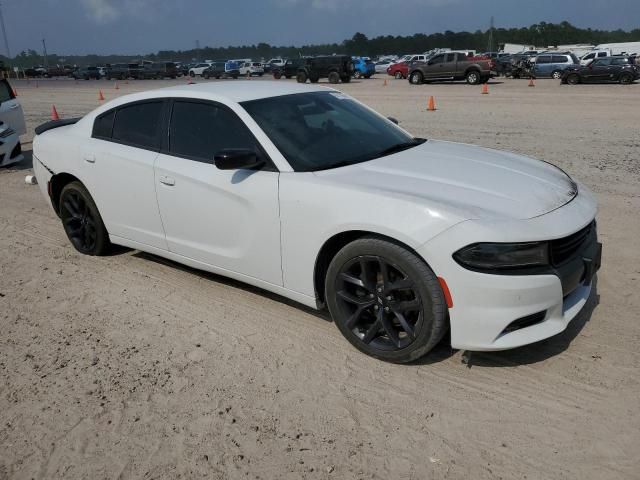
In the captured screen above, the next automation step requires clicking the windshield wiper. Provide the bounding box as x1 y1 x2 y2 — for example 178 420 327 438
376 137 426 157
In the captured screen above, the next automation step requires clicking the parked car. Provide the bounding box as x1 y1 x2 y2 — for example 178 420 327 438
32 82 601 363
579 50 611 66
188 63 213 77
351 57 375 78
272 58 306 79
408 52 494 85
202 61 240 79
561 56 639 84
296 56 353 84
531 53 579 79
264 58 285 74
387 61 409 79
0 79 26 167
105 63 131 80
239 62 265 77
72 66 101 80
374 60 392 74
154 62 179 79
44 66 74 77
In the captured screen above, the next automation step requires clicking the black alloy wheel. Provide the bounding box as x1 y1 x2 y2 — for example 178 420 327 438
620 73 633 85
59 182 110 255
326 237 448 363
567 73 580 85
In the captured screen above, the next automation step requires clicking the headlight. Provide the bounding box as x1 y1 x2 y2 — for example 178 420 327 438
453 242 549 271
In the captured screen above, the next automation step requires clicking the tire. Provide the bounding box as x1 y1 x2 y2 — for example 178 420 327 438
328 71 340 84
273 71 282 79
551 70 563 80
620 73 633 85
465 70 480 85
296 71 308 83
325 237 448 363
309 72 320 83
409 71 423 85
203 73 210 79
567 74 580 85
394 72 404 80
189 71 195 77
59 181 110 256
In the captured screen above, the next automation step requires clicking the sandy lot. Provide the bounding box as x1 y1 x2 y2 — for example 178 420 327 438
1 76 639 479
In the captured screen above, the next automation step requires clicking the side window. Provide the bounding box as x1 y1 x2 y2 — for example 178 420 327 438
112 101 163 150
536 56 551 64
430 55 444 65
456 53 467 62
169 101 260 162
552 55 568 63
444 53 455 62
92 110 115 139
0 80 13 103
597 52 607 58
611 57 629 66
584 53 594 60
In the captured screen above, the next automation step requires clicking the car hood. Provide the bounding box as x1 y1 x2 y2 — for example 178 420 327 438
315 140 578 221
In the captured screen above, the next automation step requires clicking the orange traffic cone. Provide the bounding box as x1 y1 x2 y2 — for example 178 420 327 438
51 105 60 120
528 78 535 87
114 82 119 90
383 78 388 86
98 90 105 101
481 83 489 94
427 96 436 111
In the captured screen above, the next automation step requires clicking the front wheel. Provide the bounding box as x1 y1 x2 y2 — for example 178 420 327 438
551 70 563 80
567 73 580 85
394 72 403 79
59 181 111 256
326 237 448 363
273 71 282 79
466 70 480 85
409 71 423 85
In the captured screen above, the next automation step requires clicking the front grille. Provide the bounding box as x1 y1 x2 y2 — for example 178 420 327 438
550 221 594 266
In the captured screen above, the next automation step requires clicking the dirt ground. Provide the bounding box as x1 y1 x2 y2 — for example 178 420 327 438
1 76 639 480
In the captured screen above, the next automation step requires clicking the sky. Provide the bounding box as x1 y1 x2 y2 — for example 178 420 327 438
2 0 639 56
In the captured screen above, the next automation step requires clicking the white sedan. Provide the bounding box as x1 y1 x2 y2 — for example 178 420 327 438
32 82 601 363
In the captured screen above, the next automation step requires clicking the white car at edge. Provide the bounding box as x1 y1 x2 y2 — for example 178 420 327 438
32 82 601 363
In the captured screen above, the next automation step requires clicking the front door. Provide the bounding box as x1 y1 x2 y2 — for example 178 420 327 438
154 99 282 286
424 54 446 79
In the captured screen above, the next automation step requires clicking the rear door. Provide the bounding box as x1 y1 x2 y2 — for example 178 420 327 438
82 100 168 249
154 99 282 285
0 79 27 136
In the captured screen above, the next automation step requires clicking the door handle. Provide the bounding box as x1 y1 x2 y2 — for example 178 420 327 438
84 155 95 163
9 104 20 109
159 175 175 186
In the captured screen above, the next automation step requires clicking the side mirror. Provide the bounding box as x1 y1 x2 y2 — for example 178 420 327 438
214 149 264 170
387 117 399 125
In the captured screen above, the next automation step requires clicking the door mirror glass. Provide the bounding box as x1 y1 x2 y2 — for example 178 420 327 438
214 149 263 170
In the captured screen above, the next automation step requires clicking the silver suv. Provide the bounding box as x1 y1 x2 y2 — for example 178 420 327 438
532 53 579 79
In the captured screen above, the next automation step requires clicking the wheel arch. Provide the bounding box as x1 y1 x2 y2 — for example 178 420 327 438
313 230 428 307
464 66 481 76
49 172 83 216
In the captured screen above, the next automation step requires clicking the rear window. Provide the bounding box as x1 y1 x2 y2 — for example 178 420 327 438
92 110 115 139
611 57 630 65
552 55 569 63
536 56 551 64
112 101 163 150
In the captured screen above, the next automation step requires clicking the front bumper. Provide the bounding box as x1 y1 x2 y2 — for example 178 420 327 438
419 183 600 351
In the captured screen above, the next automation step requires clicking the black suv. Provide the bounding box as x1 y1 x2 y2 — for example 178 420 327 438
72 66 101 80
273 58 305 79
203 62 240 79
296 56 353 84
561 56 639 85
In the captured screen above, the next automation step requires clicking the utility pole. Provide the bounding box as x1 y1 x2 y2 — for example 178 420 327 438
0 1 11 59
42 37 48 68
487 16 494 53
195 39 200 61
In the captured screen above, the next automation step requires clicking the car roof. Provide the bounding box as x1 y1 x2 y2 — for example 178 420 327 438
116 81 333 104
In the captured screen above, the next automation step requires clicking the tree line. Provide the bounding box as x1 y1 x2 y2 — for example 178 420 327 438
2 22 639 68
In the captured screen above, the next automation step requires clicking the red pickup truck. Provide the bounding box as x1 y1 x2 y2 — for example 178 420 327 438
408 52 495 85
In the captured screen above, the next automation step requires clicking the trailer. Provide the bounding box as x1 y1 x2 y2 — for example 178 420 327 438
594 42 640 55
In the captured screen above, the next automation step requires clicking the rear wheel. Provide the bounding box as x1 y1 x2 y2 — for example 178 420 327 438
59 182 110 256
466 70 480 85
328 71 340 84
326 238 448 363
567 73 580 85
620 73 633 84
551 70 563 80
296 71 308 83
394 72 403 79
273 71 282 79
409 71 423 85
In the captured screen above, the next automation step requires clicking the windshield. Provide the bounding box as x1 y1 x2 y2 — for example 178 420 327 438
241 91 422 172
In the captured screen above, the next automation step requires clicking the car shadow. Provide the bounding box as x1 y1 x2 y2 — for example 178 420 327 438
132 251 331 322
461 278 600 368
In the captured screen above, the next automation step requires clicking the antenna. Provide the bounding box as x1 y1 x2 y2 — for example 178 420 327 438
0 1 11 59
487 16 494 53
42 38 48 68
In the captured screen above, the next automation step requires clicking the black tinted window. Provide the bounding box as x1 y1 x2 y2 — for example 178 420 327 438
93 110 115 139
0 80 13 103
169 101 259 161
611 57 630 65
112 101 163 149
552 55 568 63
536 56 551 64
430 55 444 64
445 53 455 62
